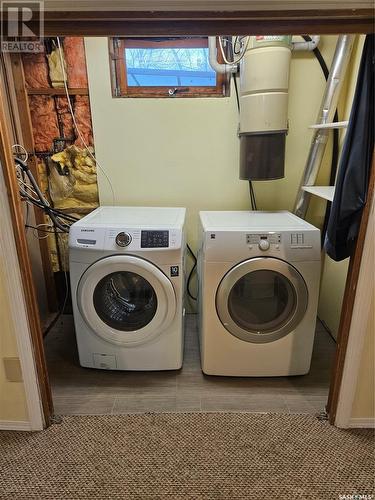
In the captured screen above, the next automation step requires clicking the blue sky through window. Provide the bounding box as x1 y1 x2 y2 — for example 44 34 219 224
125 47 216 87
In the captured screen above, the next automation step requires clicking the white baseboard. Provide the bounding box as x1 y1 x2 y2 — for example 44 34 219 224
348 418 375 429
0 420 32 431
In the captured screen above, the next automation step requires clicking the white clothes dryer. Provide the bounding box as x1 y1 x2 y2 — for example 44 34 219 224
197 211 321 376
69 206 186 371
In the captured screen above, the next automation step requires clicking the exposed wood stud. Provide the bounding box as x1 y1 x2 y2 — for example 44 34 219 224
9 53 58 312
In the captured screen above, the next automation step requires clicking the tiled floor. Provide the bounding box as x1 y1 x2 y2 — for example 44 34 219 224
45 314 336 416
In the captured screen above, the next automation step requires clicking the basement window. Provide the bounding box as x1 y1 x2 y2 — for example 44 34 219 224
110 37 229 98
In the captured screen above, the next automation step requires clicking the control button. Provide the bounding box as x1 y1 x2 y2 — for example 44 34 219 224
115 232 132 247
258 240 270 251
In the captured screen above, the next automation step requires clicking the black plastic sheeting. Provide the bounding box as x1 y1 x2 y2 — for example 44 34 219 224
325 34 374 261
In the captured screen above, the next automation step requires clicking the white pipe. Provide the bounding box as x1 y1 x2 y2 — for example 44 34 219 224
292 35 320 51
208 36 237 74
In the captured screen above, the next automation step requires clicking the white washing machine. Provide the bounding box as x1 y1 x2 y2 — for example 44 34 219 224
69 206 186 371
198 211 321 377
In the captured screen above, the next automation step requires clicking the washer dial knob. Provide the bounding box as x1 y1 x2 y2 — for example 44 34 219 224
115 232 132 247
258 239 270 251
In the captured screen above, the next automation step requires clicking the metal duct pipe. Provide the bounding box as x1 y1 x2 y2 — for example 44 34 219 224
293 35 355 219
208 36 237 74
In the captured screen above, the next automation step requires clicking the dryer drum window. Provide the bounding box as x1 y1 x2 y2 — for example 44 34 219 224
228 270 296 333
216 258 308 343
93 271 158 331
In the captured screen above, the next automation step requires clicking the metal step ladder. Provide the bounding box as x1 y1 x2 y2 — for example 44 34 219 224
293 35 355 219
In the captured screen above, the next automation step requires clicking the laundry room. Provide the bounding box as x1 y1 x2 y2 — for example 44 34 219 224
0 24 373 425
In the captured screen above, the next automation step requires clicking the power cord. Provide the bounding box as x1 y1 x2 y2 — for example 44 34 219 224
187 244 197 301
233 73 258 210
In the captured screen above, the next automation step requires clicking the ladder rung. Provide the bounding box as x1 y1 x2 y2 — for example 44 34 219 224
309 121 348 130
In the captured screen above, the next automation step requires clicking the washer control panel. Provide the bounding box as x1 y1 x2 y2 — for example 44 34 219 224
70 226 183 251
141 230 169 248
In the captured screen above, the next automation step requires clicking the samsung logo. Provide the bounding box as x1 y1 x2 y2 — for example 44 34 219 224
81 229 95 232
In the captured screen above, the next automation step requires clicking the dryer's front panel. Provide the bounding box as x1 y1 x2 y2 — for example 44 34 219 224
77 255 176 346
216 257 308 343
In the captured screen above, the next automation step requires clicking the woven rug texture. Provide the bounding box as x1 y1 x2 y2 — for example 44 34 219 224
0 413 374 500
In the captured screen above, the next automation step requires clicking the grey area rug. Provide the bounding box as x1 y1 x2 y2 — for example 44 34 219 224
0 413 373 500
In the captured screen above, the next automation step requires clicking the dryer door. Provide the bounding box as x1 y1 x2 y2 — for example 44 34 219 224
216 257 308 343
77 255 176 346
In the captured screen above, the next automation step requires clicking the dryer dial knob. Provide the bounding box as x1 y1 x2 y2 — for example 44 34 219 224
116 232 132 247
258 239 270 251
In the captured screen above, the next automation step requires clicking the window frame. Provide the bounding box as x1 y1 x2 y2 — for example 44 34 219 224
109 37 229 98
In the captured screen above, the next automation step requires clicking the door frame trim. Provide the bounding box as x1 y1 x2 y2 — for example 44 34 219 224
327 153 374 426
0 11 373 429
0 90 45 431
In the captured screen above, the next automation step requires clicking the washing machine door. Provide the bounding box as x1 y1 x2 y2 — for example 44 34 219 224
216 257 308 343
77 255 176 346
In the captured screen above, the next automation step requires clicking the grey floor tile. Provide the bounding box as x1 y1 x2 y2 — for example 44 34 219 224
45 313 335 415
53 395 116 415
112 395 177 414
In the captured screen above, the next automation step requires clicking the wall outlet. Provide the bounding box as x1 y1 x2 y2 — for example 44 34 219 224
3 357 23 382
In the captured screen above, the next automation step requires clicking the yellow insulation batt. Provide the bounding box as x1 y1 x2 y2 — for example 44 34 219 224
50 145 99 209
44 146 99 271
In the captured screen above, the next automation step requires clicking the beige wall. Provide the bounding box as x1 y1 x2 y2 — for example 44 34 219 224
0 262 29 422
85 36 338 242
0 159 29 423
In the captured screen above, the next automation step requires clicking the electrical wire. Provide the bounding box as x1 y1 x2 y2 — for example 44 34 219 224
15 157 77 231
43 268 70 338
12 143 29 162
249 181 258 211
233 72 258 211
187 244 197 301
55 36 116 205
218 35 249 65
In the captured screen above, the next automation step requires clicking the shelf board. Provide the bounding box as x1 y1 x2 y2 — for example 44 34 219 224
302 185 335 202
309 121 348 130
27 88 89 96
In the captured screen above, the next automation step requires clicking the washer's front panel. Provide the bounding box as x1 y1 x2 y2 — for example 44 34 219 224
77 255 177 346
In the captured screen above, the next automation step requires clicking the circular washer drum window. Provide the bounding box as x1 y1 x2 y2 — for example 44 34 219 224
228 270 297 334
93 271 157 331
